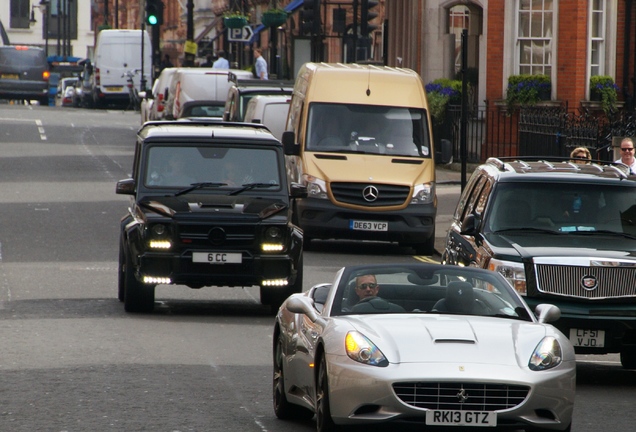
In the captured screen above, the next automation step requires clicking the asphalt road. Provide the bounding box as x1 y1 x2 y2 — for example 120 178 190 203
0 103 634 431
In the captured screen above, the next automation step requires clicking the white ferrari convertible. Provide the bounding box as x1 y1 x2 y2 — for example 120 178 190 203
273 263 575 431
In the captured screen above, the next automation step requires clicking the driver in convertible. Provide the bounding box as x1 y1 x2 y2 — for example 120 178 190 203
351 274 405 313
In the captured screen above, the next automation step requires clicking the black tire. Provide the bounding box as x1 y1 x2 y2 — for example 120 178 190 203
316 354 337 432
620 347 636 369
123 249 155 313
117 239 126 302
273 335 314 420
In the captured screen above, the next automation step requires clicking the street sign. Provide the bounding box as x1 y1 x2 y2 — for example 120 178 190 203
227 26 254 42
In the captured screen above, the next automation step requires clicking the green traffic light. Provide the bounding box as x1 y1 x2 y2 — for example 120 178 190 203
147 15 158 25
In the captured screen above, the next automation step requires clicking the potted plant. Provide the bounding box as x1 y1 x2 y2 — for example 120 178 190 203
261 8 288 27
505 74 551 107
223 10 248 29
590 75 619 114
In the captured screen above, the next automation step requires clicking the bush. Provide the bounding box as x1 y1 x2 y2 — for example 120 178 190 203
425 79 463 124
505 74 551 107
590 75 619 115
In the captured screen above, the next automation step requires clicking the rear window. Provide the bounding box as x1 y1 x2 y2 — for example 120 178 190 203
0 47 46 68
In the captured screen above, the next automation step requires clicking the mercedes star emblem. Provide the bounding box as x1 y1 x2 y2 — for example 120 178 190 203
362 185 379 202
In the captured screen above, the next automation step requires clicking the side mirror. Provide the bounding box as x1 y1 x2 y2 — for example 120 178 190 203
116 178 136 195
534 304 561 323
460 213 480 236
286 295 319 322
282 131 299 155
436 138 453 165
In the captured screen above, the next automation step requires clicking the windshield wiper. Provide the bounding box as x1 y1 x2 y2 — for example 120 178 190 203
493 227 560 234
570 229 636 240
173 182 227 197
228 183 279 196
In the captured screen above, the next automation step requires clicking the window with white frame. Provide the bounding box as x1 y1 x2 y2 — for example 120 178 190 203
516 0 554 76
589 0 606 77
449 5 470 75
10 0 30 29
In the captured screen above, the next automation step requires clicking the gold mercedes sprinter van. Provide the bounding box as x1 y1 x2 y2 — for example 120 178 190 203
282 62 438 254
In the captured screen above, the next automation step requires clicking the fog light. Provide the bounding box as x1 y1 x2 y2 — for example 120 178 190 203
149 240 171 249
261 278 288 286
262 243 284 252
143 276 171 284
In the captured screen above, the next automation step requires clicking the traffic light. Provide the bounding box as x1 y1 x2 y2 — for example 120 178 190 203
145 0 164 26
300 0 321 36
361 0 379 37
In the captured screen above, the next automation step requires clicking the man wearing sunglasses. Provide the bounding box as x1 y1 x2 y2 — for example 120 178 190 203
615 137 636 174
352 274 405 313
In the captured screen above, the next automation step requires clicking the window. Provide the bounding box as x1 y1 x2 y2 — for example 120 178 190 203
589 0 606 77
516 0 554 76
449 6 470 75
10 0 29 29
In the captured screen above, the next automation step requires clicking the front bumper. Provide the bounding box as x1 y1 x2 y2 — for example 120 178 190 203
526 297 636 354
296 198 436 243
325 354 575 431
138 250 297 287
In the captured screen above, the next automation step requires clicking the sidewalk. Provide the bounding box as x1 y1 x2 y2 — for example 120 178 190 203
436 162 479 185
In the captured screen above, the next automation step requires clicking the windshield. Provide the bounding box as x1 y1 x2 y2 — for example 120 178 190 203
305 103 431 157
333 266 530 319
144 145 281 191
485 182 636 236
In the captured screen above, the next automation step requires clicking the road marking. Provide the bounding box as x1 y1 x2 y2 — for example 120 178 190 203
414 255 440 263
35 119 47 140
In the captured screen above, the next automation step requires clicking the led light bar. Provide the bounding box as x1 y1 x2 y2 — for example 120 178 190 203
261 278 289 286
143 276 172 284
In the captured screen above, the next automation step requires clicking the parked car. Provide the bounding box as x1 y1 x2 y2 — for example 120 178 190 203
72 59 93 108
140 67 177 123
164 68 252 120
223 74 294 122
116 120 307 313
274 262 575 431
243 94 291 140
56 77 78 107
0 45 50 105
442 156 636 369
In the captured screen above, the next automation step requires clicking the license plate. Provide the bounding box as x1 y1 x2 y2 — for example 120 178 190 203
105 86 124 92
1 73 19 79
192 252 242 264
569 328 605 347
426 410 496 427
350 220 388 231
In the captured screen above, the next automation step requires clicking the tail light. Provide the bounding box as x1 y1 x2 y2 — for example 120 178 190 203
157 93 164 112
43 71 50 81
95 67 101 86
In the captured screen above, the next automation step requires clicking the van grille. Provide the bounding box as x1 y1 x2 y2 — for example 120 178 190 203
393 382 529 411
330 182 410 207
536 263 636 299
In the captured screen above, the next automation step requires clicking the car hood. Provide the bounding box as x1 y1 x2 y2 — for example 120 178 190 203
138 194 287 220
345 314 548 366
484 232 636 259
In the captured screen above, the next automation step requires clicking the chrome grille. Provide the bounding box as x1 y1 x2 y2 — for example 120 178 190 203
393 382 529 411
330 182 410 207
536 263 636 299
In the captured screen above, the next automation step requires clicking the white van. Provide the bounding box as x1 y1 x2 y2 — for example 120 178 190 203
243 94 291 140
167 68 253 119
90 29 152 108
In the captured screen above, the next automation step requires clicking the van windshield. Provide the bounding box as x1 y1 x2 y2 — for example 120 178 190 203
305 103 431 157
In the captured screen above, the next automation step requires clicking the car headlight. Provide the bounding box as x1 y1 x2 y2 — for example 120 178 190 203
147 223 172 249
488 258 526 295
302 174 328 199
345 331 388 367
529 337 562 371
261 226 285 252
411 182 435 204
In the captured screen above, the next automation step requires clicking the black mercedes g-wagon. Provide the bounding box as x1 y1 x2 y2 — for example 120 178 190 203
116 120 306 313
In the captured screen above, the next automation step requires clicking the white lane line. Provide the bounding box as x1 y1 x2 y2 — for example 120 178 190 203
35 119 47 140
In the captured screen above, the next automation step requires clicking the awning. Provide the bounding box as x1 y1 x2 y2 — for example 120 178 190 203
247 0 304 44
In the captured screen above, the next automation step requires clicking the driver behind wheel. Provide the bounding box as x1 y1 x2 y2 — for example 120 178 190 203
351 274 405 313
